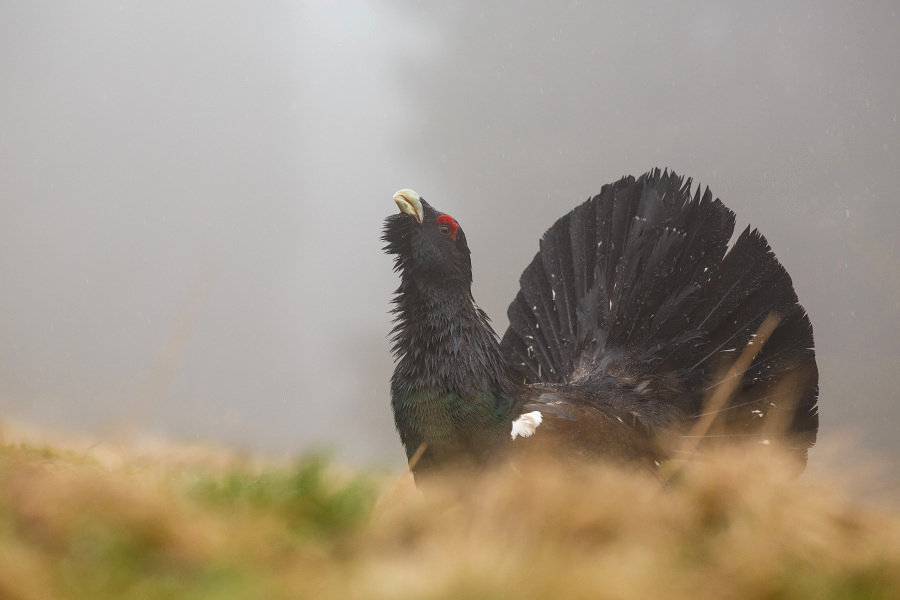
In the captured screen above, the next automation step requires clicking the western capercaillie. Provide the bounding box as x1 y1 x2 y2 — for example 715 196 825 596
383 169 818 481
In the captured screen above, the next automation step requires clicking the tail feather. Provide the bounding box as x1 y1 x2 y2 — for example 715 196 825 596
500 169 818 463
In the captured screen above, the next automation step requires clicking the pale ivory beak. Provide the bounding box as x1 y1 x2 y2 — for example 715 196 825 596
393 189 424 224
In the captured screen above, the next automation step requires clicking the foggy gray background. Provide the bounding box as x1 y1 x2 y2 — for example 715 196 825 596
1 2 898 474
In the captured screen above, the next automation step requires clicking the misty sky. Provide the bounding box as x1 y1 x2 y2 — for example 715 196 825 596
1 2 898 475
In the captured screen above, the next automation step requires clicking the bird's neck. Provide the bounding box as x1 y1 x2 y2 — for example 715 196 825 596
389 279 518 468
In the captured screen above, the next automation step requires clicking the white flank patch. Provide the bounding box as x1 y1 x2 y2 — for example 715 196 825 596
511 411 543 440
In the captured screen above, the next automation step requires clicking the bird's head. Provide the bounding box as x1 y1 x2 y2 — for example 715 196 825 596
382 189 472 288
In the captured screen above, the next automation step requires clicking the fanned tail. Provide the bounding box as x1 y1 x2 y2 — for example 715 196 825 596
500 169 818 464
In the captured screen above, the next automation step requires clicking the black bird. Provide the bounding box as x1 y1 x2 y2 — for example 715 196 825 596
383 169 818 480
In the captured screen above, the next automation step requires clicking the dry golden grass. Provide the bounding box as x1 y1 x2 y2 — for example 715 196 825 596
0 423 898 600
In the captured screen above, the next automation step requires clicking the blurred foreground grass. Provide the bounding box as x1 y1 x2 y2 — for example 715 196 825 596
1 426 898 600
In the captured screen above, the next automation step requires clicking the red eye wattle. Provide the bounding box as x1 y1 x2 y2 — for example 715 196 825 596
436 214 458 241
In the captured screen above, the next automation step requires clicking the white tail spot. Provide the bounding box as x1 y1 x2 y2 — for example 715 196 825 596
511 411 543 440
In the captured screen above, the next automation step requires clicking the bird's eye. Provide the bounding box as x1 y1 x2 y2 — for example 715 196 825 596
435 214 459 241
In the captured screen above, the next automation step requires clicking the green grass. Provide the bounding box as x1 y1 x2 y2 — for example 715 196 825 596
191 453 374 537
0 434 898 600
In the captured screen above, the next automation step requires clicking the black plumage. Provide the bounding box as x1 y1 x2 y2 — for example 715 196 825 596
383 170 818 479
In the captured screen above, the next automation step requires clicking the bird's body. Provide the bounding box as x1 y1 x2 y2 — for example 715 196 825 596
383 170 818 480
